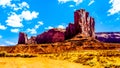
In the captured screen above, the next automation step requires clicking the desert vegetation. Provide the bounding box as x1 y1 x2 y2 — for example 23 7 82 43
0 51 37 58
40 50 120 68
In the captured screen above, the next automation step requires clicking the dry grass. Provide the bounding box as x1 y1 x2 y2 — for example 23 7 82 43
0 51 37 58
0 56 89 68
1 50 120 68
40 50 120 68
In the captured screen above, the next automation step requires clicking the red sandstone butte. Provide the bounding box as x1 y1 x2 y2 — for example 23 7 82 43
36 28 65 44
65 9 95 39
18 32 28 44
18 9 95 44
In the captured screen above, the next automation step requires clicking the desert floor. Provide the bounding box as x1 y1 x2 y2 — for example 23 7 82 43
0 50 120 68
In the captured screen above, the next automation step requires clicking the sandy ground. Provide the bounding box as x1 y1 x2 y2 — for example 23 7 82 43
0 57 90 68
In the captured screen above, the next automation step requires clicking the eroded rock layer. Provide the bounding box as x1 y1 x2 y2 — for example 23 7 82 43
65 9 95 39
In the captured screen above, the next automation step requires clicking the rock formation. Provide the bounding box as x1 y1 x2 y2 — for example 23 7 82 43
18 9 95 44
96 32 120 43
18 32 28 44
27 36 36 44
65 9 95 39
36 28 65 44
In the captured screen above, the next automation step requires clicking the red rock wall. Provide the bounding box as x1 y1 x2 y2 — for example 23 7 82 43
36 29 65 44
18 32 28 44
65 9 95 39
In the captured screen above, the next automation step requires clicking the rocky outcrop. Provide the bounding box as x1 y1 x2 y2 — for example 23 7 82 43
36 28 65 44
18 32 28 44
18 9 95 44
65 23 76 39
65 9 95 39
27 36 36 44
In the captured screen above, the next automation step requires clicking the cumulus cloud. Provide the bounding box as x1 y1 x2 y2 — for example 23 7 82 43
108 0 120 16
74 0 83 5
26 28 37 34
0 0 29 11
45 26 54 30
13 2 29 11
35 21 44 29
88 0 94 6
6 13 23 27
21 10 39 20
1 0 39 29
5 41 16 45
0 23 7 30
11 29 19 33
58 0 83 5
57 25 65 29
0 0 11 7
6 10 39 27
26 21 44 34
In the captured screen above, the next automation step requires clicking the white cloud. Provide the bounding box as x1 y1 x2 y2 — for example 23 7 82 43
6 13 23 27
26 28 37 34
6 10 39 27
0 23 7 30
58 0 71 3
35 21 44 29
5 41 16 45
74 0 83 5
38 21 44 25
0 0 11 7
45 26 54 30
11 29 19 33
57 25 65 29
0 35 2 39
69 5 74 7
21 10 39 20
108 0 120 16
26 21 44 34
0 0 29 11
88 0 94 6
58 0 83 5
13 2 29 11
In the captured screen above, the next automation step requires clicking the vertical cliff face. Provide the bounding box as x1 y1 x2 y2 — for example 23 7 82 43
18 32 28 44
65 9 95 39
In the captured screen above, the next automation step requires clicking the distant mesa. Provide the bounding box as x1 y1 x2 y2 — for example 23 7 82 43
96 32 120 43
18 9 95 44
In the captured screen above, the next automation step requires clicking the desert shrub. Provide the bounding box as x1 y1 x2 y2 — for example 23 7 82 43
74 55 94 64
104 64 120 68
0 51 7 57
0 52 37 58
83 62 96 67
18 53 37 58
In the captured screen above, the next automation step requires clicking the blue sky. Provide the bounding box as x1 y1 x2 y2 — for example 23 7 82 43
0 0 120 46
